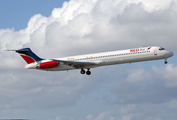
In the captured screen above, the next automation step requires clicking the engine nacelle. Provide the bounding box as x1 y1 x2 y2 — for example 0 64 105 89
36 61 59 69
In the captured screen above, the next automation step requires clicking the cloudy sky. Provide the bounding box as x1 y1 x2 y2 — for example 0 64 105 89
0 0 177 120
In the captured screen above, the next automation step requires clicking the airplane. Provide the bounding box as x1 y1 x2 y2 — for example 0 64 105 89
8 46 173 75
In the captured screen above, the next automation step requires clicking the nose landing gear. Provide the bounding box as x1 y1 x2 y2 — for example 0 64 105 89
164 59 168 64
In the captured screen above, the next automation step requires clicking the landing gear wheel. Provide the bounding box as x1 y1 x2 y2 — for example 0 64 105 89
86 71 91 75
80 69 85 74
164 58 168 64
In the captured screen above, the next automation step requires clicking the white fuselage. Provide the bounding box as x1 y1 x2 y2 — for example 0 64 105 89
25 46 174 71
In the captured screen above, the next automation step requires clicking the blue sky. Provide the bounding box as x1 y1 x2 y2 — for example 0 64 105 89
0 0 177 120
0 0 68 30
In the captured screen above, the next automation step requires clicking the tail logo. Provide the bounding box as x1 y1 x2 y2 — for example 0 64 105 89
147 47 151 50
15 48 43 64
20 54 36 64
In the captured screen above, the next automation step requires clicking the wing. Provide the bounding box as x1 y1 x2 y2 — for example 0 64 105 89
51 59 101 69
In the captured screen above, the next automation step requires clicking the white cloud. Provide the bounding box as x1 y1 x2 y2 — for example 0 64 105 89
166 100 177 108
0 28 29 51
126 68 151 83
86 111 134 120
24 14 48 34
120 104 136 114
1 0 177 55
144 117 162 120
94 111 116 120
86 115 94 120
56 116 74 120
67 103 169 120
152 64 177 87
128 0 173 12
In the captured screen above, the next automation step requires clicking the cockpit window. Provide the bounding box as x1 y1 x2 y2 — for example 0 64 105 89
159 47 165 50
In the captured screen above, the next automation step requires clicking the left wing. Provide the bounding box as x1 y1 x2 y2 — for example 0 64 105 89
51 59 101 69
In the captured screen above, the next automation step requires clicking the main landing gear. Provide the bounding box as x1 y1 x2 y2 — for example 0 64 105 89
80 68 91 75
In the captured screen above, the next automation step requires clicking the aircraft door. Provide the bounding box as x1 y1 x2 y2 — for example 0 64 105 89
153 49 157 55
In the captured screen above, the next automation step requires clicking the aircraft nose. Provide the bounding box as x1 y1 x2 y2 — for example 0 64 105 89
165 51 174 58
170 51 174 57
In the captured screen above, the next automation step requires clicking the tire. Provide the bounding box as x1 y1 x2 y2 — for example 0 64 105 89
80 70 85 74
86 71 91 75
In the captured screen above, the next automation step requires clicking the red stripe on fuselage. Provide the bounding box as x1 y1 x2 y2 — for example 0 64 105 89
20 54 36 64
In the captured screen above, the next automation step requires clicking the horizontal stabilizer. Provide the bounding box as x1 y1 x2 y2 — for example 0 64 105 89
5 49 30 52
